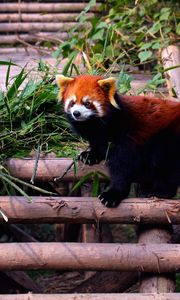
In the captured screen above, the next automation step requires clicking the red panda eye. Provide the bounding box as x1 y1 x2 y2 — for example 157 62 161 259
69 100 75 107
84 101 91 108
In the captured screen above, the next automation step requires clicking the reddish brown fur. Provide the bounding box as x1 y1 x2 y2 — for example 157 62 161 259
120 95 180 143
62 74 180 144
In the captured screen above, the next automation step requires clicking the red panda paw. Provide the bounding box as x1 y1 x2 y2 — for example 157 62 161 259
79 150 102 165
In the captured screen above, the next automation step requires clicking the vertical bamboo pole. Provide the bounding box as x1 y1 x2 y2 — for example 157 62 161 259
138 225 176 292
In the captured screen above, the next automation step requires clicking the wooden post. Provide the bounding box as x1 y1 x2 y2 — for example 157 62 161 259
138 225 176 293
161 45 180 100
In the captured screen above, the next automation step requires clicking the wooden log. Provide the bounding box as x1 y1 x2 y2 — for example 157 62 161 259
0 3 100 13
80 185 113 243
0 242 180 272
138 226 175 293
0 196 180 225
1 293 180 300
6 158 108 182
0 33 68 44
0 13 94 22
0 22 76 32
161 45 180 100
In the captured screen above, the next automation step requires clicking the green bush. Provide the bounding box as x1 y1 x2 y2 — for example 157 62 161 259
53 0 179 72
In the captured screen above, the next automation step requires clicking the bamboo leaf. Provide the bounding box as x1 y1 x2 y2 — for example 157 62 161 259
138 50 153 63
7 68 28 100
91 172 100 196
0 61 18 66
70 172 94 193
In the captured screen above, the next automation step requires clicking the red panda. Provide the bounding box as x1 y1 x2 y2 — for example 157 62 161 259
56 74 180 207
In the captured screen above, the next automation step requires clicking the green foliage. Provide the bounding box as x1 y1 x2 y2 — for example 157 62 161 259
71 170 109 196
117 68 132 93
0 63 80 163
53 0 179 72
0 62 82 199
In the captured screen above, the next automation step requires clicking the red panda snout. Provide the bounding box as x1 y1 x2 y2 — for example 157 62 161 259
70 103 95 121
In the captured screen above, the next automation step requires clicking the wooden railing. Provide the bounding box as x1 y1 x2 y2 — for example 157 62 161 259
0 158 179 298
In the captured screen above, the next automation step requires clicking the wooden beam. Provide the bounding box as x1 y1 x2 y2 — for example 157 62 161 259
0 196 180 225
138 226 175 293
1 293 180 300
0 22 76 32
0 13 94 22
6 158 108 182
0 242 180 272
0 3 100 13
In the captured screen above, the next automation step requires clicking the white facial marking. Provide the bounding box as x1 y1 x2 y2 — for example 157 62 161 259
93 101 104 117
70 104 94 121
83 96 104 117
64 95 76 113
82 95 91 103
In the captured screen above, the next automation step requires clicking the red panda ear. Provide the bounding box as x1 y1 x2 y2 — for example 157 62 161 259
97 77 120 109
56 75 74 101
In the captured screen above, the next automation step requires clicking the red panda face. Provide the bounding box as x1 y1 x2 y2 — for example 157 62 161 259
56 74 119 121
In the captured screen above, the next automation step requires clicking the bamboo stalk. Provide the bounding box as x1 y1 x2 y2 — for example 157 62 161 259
0 3 100 13
0 293 180 300
0 196 180 224
0 22 76 32
0 242 180 272
0 13 94 22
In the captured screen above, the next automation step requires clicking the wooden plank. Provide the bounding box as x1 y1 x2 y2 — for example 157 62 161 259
0 22 76 32
0 293 180 300
0 196 180 224
0 242 180 272
0 13 94 22
0 3 100 13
